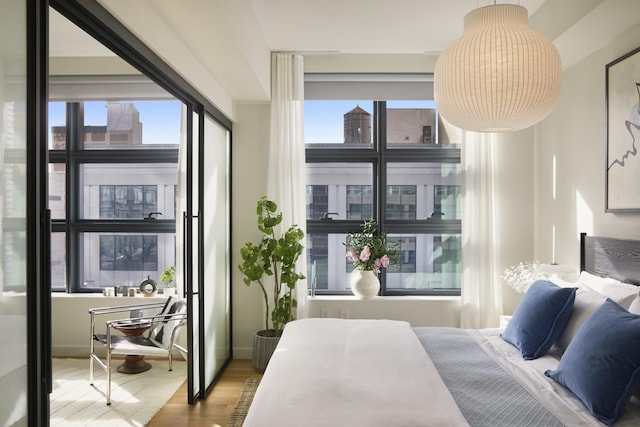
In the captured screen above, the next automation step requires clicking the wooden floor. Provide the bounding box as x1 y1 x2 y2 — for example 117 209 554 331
147 359 261 427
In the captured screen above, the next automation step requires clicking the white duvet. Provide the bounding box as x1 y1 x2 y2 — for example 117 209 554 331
244 318 640 427
243 318 469 427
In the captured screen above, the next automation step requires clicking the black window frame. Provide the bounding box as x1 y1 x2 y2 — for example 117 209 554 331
50 101 178 293
306 101 461 296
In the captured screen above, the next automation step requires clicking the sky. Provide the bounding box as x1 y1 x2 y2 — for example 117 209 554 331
49 99 436 146
304 100 437 144
48 100 181 146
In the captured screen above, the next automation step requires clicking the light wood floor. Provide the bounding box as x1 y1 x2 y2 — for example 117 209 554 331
147 359 261 427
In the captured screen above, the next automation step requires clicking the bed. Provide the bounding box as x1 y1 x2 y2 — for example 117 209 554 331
243 234 640 427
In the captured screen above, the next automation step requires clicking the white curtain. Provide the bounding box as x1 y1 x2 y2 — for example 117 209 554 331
267 53 308 319
175 105 188 296
460 131 503 328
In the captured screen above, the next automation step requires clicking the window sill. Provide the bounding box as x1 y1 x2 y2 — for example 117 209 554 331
308 295 460 302
52 292 169 300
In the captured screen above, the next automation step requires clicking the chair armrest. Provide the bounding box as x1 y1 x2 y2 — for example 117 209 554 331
105 312 187 328
90 302 168 341
89 301 167 316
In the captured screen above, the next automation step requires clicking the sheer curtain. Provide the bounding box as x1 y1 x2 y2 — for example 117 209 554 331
460 131 503 328
267 53 308 319
175 105 187 296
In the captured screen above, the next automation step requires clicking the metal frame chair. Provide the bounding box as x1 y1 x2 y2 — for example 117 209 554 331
89 296 187 405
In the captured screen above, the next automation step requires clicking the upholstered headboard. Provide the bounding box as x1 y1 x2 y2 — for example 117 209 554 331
580 233 640 286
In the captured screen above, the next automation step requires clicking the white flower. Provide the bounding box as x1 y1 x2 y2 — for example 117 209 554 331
502 261 542 293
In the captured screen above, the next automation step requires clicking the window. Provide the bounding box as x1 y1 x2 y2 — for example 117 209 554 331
387 236 417 273
49 98 179 292
305 90 461 295
307 185 328 220
386 185 416 220
346 185 372 219
99 185 158 219
99 235 157 271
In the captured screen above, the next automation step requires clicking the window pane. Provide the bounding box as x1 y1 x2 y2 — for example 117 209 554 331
306 185 328 220
386 233 461 291
386 100 460 146
48 163 65 219
82 232 174 289
80 163 177 219
49 101 66 149
306 163 373 221
387 236 416 272
387 101 436 146
305 100 374 146
51 232 66 290
99 234 156 271
81 100 180 149
386 162 461 220
307 232 350 293
386 185 416 219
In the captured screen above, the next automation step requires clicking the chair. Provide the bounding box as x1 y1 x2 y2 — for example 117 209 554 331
89 296 188 405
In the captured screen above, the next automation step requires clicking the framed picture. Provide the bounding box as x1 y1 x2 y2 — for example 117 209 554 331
606 46 640 212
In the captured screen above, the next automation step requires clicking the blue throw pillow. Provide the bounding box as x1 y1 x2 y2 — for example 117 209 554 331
501 279 576 360
545 299 640 426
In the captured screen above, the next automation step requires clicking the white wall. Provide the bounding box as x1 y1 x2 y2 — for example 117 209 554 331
533 22 640 276
307 297 461 327
51 293 182 357
231 103 271 358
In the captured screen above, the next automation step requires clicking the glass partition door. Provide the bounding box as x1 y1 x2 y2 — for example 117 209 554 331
0 2 29 424
185 109 231 402
202 114 231 389
186 108 201 402
2 0 49 424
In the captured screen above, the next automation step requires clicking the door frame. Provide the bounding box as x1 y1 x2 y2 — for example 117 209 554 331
27 0 51 424
49 0 233 406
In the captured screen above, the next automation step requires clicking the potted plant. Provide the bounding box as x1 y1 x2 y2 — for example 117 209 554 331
238 196 305 372
160 266 176 295
345 220 397 298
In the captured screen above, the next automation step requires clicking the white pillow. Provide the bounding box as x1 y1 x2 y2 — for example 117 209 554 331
577 271 639 309
555 284 607 353
548 275 579 288
629 296 640 315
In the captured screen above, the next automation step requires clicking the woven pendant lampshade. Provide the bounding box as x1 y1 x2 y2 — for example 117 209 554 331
434 4 561 133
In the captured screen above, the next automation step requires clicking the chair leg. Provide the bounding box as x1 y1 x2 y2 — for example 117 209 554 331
89 354 94 385
89 328 95 385
168 352 173 371
106 350 112 405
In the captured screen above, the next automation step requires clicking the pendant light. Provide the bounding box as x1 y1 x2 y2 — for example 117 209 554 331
434 3 561 132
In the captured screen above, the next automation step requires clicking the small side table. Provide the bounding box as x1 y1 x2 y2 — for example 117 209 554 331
112 320 152 374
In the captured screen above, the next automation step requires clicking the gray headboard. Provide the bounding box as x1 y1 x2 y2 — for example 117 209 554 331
580 233 640 286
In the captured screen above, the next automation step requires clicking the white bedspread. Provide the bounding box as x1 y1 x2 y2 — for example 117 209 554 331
243 318 469 427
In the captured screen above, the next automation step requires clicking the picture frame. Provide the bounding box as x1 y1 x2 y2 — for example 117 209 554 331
605 45 640 212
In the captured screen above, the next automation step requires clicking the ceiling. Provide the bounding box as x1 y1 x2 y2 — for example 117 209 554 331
248 0 548 55
50 0 640 111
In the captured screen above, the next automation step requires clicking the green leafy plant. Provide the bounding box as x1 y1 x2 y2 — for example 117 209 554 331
160 266 176 288
238 196 305 336
345 220 398 272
